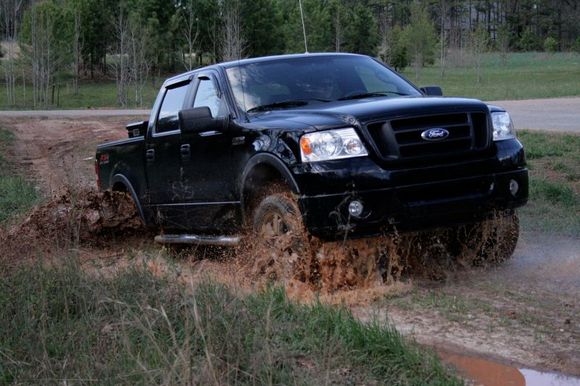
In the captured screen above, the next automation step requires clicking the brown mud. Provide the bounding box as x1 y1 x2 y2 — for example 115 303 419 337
0 187 147 264
238 212 518 298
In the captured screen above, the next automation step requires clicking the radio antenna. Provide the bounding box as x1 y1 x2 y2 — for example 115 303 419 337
298 0 308 53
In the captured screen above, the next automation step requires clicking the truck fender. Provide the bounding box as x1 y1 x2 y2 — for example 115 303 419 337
240 153 301 214
111 174 147 224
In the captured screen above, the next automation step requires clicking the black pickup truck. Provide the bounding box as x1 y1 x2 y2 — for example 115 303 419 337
96 53 528 255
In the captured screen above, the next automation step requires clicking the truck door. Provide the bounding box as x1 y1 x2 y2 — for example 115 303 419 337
179 72 242 233
145 79 191 229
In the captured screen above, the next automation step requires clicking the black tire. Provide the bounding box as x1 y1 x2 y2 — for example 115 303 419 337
249 189 314 283
253 191 304 248
452 211 520 265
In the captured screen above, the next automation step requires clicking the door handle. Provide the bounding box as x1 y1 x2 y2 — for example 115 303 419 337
146 149 155 162
180 144 191 160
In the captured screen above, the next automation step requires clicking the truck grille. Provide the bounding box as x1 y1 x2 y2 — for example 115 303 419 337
366 112 490 162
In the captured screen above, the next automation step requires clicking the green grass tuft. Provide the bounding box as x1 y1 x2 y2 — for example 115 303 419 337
517 131 579 235
0 128 39 223
0 262 463 385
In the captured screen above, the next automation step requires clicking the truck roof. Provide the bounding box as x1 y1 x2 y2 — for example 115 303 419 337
164 52 366 85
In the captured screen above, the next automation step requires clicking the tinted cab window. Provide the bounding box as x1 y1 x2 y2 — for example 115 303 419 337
193 78 227 118
157 84 189 133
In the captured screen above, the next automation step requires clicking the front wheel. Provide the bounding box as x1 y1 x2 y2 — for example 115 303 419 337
249 190 316 283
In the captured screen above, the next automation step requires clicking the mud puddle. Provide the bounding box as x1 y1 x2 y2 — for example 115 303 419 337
439 351 580 386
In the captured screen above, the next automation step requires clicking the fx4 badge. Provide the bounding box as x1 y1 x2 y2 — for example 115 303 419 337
421 128 450 141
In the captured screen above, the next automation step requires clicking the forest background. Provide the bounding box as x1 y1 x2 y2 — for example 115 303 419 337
1 0 579 109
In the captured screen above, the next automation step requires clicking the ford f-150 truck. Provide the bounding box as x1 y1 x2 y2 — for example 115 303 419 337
96 53 528 258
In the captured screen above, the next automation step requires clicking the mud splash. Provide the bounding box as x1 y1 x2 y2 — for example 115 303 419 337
440 351 580 386
238 210 519 299
0 187 146 263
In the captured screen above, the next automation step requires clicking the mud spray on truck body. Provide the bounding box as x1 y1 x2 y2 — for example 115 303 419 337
95 53 529 277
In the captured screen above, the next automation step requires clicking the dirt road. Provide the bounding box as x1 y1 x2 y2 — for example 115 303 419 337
0 113 578 380
489 97 580 132
1 95 579 132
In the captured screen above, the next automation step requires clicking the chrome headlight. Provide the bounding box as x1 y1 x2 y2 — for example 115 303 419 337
300 128 368 162
491 111 516 141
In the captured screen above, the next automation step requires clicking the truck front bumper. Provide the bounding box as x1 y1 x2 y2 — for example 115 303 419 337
294 139 528 240
299 168 528 239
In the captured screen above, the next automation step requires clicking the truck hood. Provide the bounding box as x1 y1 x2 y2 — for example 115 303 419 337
249 96 490 131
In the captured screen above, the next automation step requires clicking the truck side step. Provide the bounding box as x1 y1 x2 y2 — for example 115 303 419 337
154 234 241 247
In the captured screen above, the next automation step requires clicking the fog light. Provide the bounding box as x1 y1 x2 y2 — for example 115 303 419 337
348 200 364 217
509 179 519 196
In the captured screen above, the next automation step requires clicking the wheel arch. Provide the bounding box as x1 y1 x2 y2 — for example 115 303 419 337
111 174 147 224
240 153 300 220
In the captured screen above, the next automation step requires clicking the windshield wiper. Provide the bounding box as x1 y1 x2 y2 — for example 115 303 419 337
246 98 330 113
337 91 408 101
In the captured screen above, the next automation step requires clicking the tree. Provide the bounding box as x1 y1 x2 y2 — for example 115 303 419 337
402 2 437 80
470 24 489 83
343 3 379 55
21 1 72 107
241 0 284 56
496 24 510 66
1 0 28 106
543 36 558 53
219 0 244 61
172 0 200 70
111 4 130 107
128 12 152 106
379 25 408 71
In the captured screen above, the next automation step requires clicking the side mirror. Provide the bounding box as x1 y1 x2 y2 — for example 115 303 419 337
420 86 443 96
179 107 226 133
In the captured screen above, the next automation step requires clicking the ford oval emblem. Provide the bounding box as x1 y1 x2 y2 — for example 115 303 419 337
421 128 449 141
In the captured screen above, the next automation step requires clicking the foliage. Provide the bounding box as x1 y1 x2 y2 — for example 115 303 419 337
402 2 437 79
543 36 559 53
343 3 379 55
575 37 580 54
0 262 463 385
519 29 541 51
382 25 409 71
3 0 580 108
470 25 490 83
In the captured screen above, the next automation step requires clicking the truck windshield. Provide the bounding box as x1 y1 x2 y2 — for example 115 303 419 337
225 55 420 114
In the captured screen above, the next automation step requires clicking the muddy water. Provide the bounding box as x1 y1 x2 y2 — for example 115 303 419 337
440 352 580 386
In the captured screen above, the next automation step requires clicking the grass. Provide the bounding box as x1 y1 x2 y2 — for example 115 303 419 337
0 79 161 110
0 128 38 223
0 261 463 385
1 52 579 110
517 130 580 235
401 51 580 101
